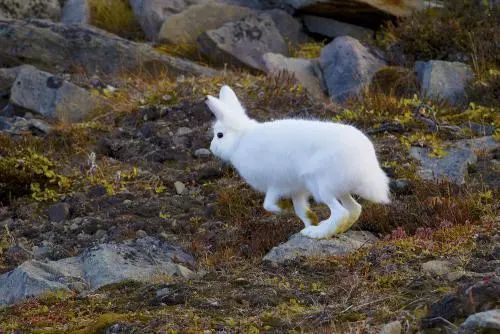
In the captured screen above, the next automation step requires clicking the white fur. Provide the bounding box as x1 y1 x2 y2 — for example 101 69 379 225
206 86 390 239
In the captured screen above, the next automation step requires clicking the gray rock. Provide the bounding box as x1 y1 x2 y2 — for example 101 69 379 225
320 36 386 102
9 66 101 123
0 115 53 135
47 202 70 222
379 321 402 334
28 118 53 134
176 126 193 136
129 0 207 41
415 60 474 105
265 9 308 47
174 181 186 195
0 0 61 20
422 260 454 276
263 230 377 264
460 309 500 333
198 13 289 71
262 53 327 101
158 2 254 45
276 0 423 18
0 65 26 93
0 19 217 77
302 15 373 42
61 0 90 25
194 148 211 158
410 136 498 184
0 237 196 306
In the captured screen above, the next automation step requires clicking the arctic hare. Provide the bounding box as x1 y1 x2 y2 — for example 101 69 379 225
206 86 390 239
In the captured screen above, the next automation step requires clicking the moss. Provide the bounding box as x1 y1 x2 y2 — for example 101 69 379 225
291 41 326 59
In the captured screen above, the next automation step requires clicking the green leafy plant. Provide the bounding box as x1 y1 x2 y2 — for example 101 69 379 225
0 148 71 202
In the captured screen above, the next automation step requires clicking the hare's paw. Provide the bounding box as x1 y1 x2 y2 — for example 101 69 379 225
300 225 332 239
263 202 282 214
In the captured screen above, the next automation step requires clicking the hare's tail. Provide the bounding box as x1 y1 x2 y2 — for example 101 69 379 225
356 167 390 204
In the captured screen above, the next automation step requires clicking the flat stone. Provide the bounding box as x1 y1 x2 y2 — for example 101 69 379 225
303 15 373 42
0 237 196 306
263 230 378 264
410 136 499 184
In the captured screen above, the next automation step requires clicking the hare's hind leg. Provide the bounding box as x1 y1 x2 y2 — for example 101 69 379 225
338 194 362 233
292 192 317 227
300 198 349 239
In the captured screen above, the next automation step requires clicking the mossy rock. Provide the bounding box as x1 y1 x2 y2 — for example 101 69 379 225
370 66 419 97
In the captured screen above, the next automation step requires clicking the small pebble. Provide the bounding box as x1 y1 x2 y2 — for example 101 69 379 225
194 148 211 158
174 181 186 195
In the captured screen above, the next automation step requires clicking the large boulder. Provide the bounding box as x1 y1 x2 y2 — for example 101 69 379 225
0 0 61 20
9 66 102 123
0 19 217 77
0 237 196 306
320 36 386 102
263 231 377 264
129 0 207 41
280 0 423 25
158 2 254 45
415 60 474 105
198 12 288 71
262 53 327 101
265 9 309 47
302 15 373 42
61 0 91 25
410 136 498 184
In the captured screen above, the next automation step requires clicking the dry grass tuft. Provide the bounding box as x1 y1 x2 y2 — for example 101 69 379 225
89 0 143 39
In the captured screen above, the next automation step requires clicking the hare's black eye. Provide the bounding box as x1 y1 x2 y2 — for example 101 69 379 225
217 132 223 139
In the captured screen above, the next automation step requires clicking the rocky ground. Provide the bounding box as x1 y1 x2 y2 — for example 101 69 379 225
0 0 499 333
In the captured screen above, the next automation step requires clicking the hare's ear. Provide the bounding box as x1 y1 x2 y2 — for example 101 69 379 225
219 85 246 116
206 95 227 122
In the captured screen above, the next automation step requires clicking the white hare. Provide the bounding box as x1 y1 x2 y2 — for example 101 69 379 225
206 86 390 239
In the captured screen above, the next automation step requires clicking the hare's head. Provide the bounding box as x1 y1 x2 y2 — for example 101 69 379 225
206 86 255 161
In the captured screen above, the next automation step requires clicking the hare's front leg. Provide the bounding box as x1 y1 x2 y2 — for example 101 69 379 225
263 189 282 214
300 198 349 239
292 193 318 227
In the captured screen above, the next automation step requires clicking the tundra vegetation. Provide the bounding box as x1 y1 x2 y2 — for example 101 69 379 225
0 0 498 333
